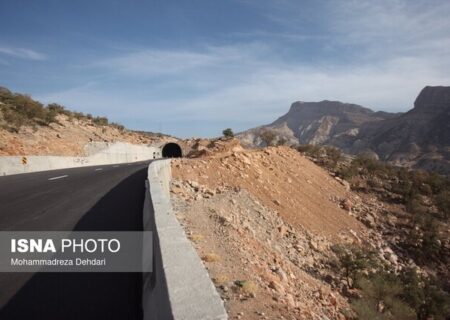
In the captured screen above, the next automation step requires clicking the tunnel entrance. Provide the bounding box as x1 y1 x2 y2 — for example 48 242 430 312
162 143 182 158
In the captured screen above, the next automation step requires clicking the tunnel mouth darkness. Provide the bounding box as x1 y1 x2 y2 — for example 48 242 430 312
162 143 182 158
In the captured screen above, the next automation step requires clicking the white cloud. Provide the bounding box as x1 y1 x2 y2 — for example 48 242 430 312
37 0 450 137
327 0 450 60
40 46 449 130
243 0 450 63
0 46 47 61
93 43 270 77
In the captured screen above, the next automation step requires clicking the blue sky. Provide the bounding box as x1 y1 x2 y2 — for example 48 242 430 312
1 0 449 137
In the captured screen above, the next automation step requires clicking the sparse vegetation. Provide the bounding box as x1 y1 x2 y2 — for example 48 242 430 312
298 143 450 315
0 89 57 131
260 129 277 146
297 144 342 169
332 244 450 320
331 151 450 222
0 87 125 132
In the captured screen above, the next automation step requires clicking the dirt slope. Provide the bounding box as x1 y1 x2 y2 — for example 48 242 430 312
170 139 377 319
0 114 168 156
172 143 365 239
171 187 350 319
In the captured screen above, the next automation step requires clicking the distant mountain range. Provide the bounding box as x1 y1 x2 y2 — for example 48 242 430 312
238 86 450 174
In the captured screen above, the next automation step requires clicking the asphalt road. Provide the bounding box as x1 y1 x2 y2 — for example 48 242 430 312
0 161 151 320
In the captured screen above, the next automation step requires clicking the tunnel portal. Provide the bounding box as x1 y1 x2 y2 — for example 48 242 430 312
162 143 182 158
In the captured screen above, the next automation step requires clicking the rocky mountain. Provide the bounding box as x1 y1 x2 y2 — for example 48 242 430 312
238 86 450 174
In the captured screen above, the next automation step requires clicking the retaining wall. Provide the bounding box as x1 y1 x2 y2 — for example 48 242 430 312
143 160 227 320
0 142 162 176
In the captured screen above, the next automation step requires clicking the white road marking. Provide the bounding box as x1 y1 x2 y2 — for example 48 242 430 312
113 165 119 168
95 168 103 171
48 175 68 181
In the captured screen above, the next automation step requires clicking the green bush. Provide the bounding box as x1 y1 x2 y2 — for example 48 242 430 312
426 173 449 194
405 196 427 215
93 116 108 126
260 130 276 146
277 137 288 146
324 146 342 168
338 164 359 180
44 109 58 124
418 280 450 320
401 269 450 320
47 103 69 116
332 245 450 319
401 268 424 313
111 122 125 131
2 108 27 131
353 155 387 175
352 274 416 320
222 128 234 138
331 244 378 288
297 144 322 158
72 112 85 120
13 94 45 119
435 191 450 219
401 215 442 264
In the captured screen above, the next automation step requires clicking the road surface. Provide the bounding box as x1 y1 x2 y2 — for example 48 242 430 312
0 161 151 320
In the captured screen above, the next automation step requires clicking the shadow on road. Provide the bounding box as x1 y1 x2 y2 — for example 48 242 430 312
0 169 147 320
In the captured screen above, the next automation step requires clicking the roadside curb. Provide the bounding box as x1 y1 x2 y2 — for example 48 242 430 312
143 159 228 320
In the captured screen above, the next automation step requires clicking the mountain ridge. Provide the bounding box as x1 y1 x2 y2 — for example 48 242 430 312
238 86 450 174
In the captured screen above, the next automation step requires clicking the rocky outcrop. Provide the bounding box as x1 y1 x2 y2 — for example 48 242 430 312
356 86 450 172
238 86 450 174
238 100 397 151
414 85 450 112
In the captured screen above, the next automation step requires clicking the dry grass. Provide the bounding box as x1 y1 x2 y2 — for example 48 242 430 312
240 280 257 294
234 280 257 295
189 234 204 242
202 253 221 263
212 274 230 284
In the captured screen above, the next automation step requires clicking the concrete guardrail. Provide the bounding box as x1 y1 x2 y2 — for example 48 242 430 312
143 160 227 320
0 142 162 176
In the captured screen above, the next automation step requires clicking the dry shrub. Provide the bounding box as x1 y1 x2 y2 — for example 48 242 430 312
202 253 221 263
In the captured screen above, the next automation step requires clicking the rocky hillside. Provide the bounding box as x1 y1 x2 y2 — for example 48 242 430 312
238 86 450 174
0 86 170 156
359 86 450 173
170 139 450 319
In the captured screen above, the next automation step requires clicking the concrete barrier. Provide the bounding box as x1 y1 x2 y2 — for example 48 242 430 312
0 142 162 176
143 160 227 320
